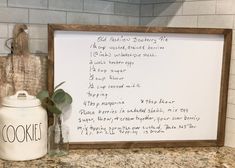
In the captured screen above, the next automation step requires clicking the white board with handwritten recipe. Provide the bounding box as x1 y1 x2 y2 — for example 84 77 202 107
49 25 232 148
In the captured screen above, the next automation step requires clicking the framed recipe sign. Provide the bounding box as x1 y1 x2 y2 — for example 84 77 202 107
48 24 232 149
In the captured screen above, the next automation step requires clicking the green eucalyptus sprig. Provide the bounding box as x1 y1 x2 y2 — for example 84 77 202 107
36 81 72 115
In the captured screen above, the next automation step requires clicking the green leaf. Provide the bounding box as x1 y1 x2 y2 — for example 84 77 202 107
37 81 72 114
36 90 49 101
47 104 62 115
57 92 73 108
53 92 72 110
64 92 72 105
54 81 66 91
52 89 66 104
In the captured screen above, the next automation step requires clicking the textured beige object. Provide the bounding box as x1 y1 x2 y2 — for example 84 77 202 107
0 55 47 97
12 24 29 56
0 24 47 100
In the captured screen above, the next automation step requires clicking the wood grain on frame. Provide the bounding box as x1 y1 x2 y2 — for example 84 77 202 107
48 24 232 149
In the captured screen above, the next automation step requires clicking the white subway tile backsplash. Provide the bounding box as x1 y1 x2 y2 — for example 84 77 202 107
141 4 154 16
227 104 235 119
0 39 10 54
183 1 216 15
140 16 168 26
99 15 128 25
7 24 16 38
217 0 235 15
129 0 141 3
0 24 8 38
183 0 215 1
232 45 235 60
234 16 235 29
154 2 183 16
228 89 235 104
168 16 197 27
140 17 153 26
29 9 66 24
0 7 28 23
233 30 235 44
114 2 139 16
225 117 235 133
29 39 48 54
67 12 99 24
128 16 139 26
225 131 235 147
116 0 129 2
141 0 157 4
49 0 83 12
158 0 182 3
198 15 233 28
230 59 235 75
229 75 235 90
8 0 47 9
0 0 6 6
84 0 114 14
29 25 47 39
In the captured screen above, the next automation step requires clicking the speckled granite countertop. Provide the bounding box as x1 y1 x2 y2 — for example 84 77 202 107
0 147 235 168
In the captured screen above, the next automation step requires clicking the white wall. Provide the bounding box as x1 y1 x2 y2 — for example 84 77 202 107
140 0 235 147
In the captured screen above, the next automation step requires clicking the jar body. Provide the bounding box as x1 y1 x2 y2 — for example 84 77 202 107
48 114 69 157
0 106 47 161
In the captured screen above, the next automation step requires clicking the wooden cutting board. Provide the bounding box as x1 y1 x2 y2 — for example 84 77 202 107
0 54 47 99
0 24 47 100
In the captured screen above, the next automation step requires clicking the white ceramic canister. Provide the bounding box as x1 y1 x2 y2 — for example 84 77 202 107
0 90 47 161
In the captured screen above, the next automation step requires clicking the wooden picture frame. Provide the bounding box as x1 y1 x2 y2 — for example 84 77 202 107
48 24 232 149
